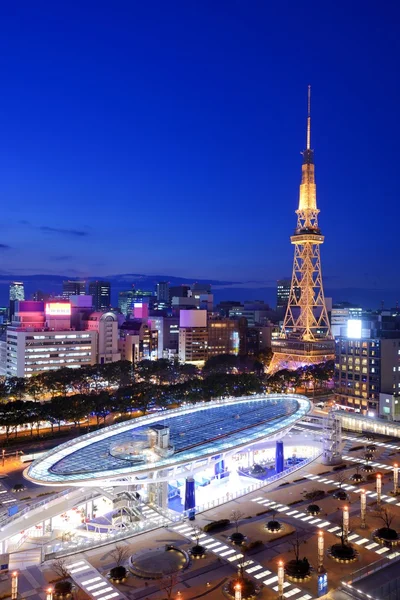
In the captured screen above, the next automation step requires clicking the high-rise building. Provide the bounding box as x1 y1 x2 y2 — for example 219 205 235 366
270 88 334 372
31 290 50 302
335 319 400 414
276 279 290 309
156 281 170 304
208 318 239 356
118 290 135 317
62 280 86 299
178 310 208 364
84 311 120 364
9 281 25 322
88 280 111 311
169 285 190 303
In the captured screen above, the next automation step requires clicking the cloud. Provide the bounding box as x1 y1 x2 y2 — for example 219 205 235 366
50 255 73 261
0 244 11 250
40 226 88 237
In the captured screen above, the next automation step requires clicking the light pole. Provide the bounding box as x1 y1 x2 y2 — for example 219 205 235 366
234 582 242 600
360 489 367 529
46 588 53 600
11 571 18 600
278 560 285 600
317 530 324 573
343 506 349 544
376 473 382 505
2 449 4 466
394 464 398 495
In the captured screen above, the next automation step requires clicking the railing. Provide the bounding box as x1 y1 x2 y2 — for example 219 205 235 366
44 450 321 560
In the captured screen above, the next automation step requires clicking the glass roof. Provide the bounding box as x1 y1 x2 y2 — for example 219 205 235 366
26 395 310 484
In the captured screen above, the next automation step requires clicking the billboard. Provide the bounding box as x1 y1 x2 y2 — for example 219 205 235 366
179 309 207 328
45 302 71 317
347 319 362 339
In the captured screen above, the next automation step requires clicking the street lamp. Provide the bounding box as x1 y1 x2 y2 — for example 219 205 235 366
360 489 367 529
11 571 18 600
317 530 324 573
394 464 398 495
46 588 53 600
376 473 382 505
234 582 242 600
278 560 285 600
343 506 349 544
2 449 5 466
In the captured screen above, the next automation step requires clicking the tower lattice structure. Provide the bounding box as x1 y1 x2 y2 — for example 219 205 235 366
270 87 335 373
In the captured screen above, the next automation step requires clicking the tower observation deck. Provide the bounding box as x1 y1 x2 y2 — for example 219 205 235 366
270 87 335 372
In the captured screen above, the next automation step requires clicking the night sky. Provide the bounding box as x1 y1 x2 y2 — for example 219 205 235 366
0 1 399 302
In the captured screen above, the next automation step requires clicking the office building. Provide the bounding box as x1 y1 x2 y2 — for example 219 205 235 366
9 281 24 322
208 318 239 356
178 310 208 364
335 318 400 414
84 311 120 365
119 320 158 362
276 279 291 310
331 303 363 338
62 280 86 299
169 285 190 303
88 280 111 311
149 316 179 358
2 301 96 377
156 282 170 305
31 290 50 302
118 290 135 317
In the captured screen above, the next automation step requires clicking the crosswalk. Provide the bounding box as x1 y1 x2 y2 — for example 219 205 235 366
67 559 126 600
303 470 400 510
170 522 314 600
140 504 170 526
250 496 400 561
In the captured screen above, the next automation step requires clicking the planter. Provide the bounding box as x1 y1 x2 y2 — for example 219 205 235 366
229 532 245 545
225 577 258 599
285 559 311 582
307 504 321 516
190 544 207 558
350 474 364 483
333 490 347 501
109 566 127 582
265 520 282 532
329 543 358 563
374 528 400 545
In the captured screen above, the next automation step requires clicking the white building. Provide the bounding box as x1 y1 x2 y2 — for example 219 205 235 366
178 310 208 365
84 311 121 365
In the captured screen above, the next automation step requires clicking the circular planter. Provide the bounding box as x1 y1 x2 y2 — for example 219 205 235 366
329 543 358 563
224 577 259 599
366 444 376 452
307 504 321 516
190 544 207 559
333 490 347 501
265 520 282 532
229 532 246 545
362 463 374 473
373 528 400 546
364 452 374 461
350 473 364 483
285 559 312 582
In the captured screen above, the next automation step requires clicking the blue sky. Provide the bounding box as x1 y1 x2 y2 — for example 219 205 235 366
0 1 399 293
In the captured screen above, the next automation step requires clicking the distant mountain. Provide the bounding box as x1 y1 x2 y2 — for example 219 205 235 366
0 273 397 310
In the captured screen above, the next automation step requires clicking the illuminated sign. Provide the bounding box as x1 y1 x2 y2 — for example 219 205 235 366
347 319 362 339
45 303 71 317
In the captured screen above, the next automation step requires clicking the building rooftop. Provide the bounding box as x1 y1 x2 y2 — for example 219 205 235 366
25 394 310 485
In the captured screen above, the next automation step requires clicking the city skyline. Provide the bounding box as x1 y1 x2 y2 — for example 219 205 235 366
0 2 399 295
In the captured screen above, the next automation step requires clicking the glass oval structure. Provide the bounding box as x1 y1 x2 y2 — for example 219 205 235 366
25 394 311 486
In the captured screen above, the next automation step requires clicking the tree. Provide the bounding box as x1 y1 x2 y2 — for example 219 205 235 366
52 558 69 580
231 510 244 535
335 471 347 489
6 377 26 401
158 572 180 600
108 544 130 567
25 377 45 402
203 354 238 376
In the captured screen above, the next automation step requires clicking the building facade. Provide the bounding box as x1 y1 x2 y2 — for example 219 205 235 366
62 280 86 299
207 318 239 356
84 311 120 365
178 310 208 364
88 281 111 311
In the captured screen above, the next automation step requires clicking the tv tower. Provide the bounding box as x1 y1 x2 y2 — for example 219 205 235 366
270 87 335 372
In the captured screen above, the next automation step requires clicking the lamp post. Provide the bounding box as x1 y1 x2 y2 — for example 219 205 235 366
394 464 398 495
376 473 382 505
317 530 324 573
45 589 53 600
234 583 242 600
278 560 285 600
343 506 349 544
11 571 18 600
2 449 5 466
360 489 367 529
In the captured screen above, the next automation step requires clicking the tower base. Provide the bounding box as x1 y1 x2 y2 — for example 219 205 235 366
269 339 335 373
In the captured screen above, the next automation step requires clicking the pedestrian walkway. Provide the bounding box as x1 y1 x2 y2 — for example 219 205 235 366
250 497 400 561
66 558 126 600
170 522 314 600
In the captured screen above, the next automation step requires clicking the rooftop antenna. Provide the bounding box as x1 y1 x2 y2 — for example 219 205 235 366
306 84 311 151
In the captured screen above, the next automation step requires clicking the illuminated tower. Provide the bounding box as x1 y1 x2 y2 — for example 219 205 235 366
270 87 334 372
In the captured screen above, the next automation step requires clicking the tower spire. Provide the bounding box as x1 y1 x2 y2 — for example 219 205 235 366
307 84 311 150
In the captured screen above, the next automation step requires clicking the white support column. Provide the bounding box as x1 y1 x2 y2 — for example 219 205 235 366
11 572 18 600
278 560 284 600
360 489 366 529
394 464 398 495
317 530 324 573
376 473 382 505
343 506 349 544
